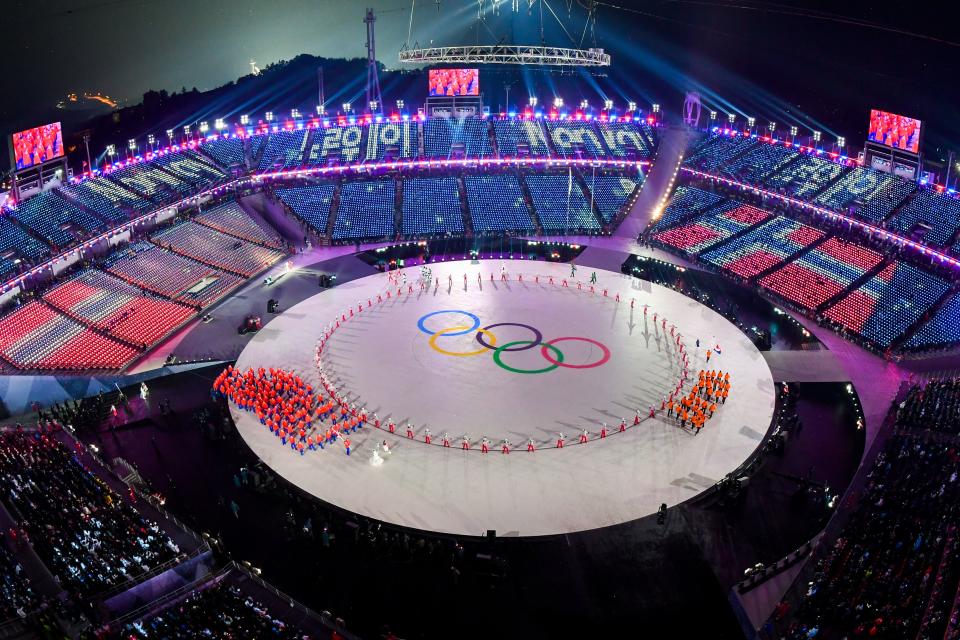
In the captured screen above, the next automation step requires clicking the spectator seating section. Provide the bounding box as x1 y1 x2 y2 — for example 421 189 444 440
105 241 243 307
583 174 641 222
905 292 960 351
783 409 960 640
275 184 336 234
11 191 105 249
887 189 960 248
546 121 608 158
43 270 194 348
814 166 916 221
0 541 38 621
365 122 416 160
194 201 284 249
762 153 847 199
823 261 950 348
257 130 308 170
199 136 246 168
597 122 653 158
105 161 188 205
152 222 285 277
652 186 727 231
758 236 885 310
401 177 464 236
0 301 138 370
249 134 268 164
0 431 179 596
464 174 535 232
424 118 492 158
493 119 550 156
0 216 52 271
333 180 396 240
304 124 364 165
58 178 151 222
151 150 227 190
524 173 600 231
719 141 799 184
123 581 305 639
684 134 760 173
653 201 772 254
700 216 825 279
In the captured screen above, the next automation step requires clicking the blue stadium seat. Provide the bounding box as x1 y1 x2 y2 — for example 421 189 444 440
401 177 464 236
333 180 396 240
464 175 534 232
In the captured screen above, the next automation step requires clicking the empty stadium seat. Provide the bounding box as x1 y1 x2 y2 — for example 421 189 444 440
333 180 396 240
401 177 464 236
464 174 535 232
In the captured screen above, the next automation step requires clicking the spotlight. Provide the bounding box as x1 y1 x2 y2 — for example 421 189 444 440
240 114 250 125
813 130 822 143
728 113 736 124
199 121 209 134
291 108 300 119
265 111 274 122
603 99 613 110
747 116 755 128
529 96 538 107
554 97 564 108
768 121 776 133
214 118 225 130
709 110 717 121
651 103 660 113
627 101 637 112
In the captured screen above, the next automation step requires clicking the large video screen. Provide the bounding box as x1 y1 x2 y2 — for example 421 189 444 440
10 122 64 170
868 109 921 154
429 69 479 96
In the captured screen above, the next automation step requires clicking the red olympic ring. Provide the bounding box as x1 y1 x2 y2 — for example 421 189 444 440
540 336 611 369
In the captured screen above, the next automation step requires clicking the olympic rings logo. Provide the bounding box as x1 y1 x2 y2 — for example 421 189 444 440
417 310 611 374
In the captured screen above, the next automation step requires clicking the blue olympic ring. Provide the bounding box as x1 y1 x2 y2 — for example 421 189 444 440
417 310 481 336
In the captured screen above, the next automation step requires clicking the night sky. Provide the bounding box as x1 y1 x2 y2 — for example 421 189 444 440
4 0 959 160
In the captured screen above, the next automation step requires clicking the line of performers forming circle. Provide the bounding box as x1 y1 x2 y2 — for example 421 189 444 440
217 267 734 463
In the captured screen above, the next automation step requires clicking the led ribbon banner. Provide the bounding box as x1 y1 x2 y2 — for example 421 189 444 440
417 309 611 374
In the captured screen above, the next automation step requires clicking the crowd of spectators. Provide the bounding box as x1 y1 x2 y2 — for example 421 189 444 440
779 378 960 639
121 581 310 639
0 426 182 597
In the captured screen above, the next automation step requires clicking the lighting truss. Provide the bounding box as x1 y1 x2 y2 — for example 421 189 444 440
398 45 610 67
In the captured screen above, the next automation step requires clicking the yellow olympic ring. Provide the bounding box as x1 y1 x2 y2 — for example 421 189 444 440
429 325 497 357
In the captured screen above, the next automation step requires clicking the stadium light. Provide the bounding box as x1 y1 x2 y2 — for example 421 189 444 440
265 111 274 122
790 125 799 137
183 125 191 138
627 101 637 112
240 114 250 126
604 99 613 110
127 138 136 150
316 104 326 116
580 99 589 110
747 116 755 129
837 136 846 151
199 121 209 134
291 108 300 119
214 118 225 130
554 97 564 108
652 103 660 113
709 111 717 121
813 130 822 143
528 96 538 107
147 134 155 148
106 144 116 158
342 102 352 114
369 100 379 112
727 113 736 125
396 99 405 110
768 121 776 133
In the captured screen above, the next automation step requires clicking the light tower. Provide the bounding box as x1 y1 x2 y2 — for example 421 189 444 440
364 8 383 115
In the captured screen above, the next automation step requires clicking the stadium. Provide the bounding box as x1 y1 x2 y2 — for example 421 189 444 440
0 2 958 638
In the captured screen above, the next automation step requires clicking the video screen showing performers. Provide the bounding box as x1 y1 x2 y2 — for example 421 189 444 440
11 122 65 170
428 68 480 96
868 109 921 155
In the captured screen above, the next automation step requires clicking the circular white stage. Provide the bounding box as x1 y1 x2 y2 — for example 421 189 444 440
231 260 775 536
